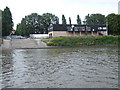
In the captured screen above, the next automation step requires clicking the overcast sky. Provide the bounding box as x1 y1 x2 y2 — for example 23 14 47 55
0 0 119 29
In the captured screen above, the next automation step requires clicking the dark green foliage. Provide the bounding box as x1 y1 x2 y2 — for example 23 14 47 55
85 13 105 25
62 15 66 24
2 7 13 36
47 36 119 46
69 17 71 24
77 15 81 25
42 13 59 34
16 12 119 36
117 15 120 35
106 13 120 35
16 13 59 36
16 13 42 36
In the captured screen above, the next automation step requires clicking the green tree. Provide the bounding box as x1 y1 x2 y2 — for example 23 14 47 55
106 13 120 35
2 6 13 36
117 14 120 35
16 13 59 36
16 13 42 36
42 13 59 34
85 13 105 25
62 15 66 24
85 14 90 24
16 18 29 36
77 15 81 25
69 17 71 24
26 13 43 34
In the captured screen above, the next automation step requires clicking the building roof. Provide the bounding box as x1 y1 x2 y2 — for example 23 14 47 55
48 24 107 32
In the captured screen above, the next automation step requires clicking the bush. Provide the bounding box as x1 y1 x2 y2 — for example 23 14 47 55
46 36 119 46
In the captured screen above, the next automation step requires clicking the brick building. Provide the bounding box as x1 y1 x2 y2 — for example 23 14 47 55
48 24 108 37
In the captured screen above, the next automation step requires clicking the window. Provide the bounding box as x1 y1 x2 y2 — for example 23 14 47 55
67 26 72 31
98 27 107 30
98 27 102 30
103 27 107 30
80 26 85 31
74 27 79 31
86 26 91 31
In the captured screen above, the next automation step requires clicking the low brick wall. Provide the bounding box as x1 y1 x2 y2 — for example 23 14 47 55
48 31 108 37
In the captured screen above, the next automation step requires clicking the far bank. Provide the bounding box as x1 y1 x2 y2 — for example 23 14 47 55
46 36 119 46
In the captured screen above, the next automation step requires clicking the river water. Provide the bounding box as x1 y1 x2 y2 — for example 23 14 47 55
1 45 118 88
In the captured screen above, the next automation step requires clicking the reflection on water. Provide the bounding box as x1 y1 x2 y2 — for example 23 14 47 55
1 46 118 88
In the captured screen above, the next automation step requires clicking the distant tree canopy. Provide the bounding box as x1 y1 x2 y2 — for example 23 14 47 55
84 13 120 35
69 17 71 24
16 13 42 36
16 13 59 36
77 15 81 25
42 13 59 34
16 12 120 36
106 13 120 35
62 15 67 24
2 6 13 36
85 13 105 25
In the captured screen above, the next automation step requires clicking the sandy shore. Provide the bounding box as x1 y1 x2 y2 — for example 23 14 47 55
1 38 49 49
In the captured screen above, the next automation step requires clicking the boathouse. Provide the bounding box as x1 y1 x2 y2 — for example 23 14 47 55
48 24 108 37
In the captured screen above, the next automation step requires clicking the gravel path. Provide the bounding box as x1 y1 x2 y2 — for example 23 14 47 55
1 39 49 49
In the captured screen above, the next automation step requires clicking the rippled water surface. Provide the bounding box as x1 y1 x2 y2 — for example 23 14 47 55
1 46 118 88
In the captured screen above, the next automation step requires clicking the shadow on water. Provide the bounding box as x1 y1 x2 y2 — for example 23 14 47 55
1 45 118 88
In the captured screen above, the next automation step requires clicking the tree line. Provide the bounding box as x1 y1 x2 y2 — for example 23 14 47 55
1 6 120 36
16 13 59 36
1 7 13 36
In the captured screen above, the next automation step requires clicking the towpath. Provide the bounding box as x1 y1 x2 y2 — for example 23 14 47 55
1 39 49 49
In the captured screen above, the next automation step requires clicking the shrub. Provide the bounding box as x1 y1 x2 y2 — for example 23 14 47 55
46 36 119 46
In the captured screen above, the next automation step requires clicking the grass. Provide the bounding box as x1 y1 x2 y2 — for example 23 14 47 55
46 36 119 46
